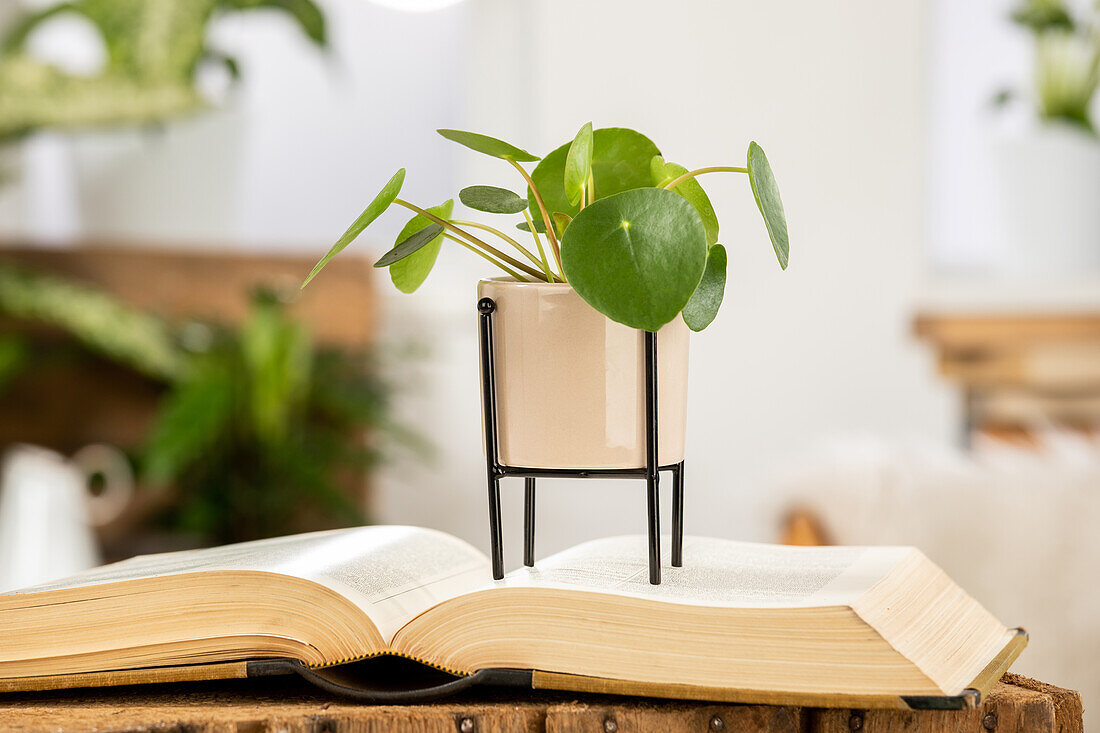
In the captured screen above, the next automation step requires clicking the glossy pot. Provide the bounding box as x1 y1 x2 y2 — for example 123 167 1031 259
478 278 688 470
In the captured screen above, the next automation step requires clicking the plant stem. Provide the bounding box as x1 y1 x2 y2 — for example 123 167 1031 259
393 199 546 281
506 157 564 277
442 234 531 281
662 165 749 190
522 208 557 282
451 219 544 269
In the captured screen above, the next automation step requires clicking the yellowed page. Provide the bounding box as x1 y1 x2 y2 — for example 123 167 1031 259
499 535 912 608
4 526 490 642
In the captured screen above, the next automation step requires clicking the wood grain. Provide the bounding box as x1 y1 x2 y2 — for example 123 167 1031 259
0 675 1079 733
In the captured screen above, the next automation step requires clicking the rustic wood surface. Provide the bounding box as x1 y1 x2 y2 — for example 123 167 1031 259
0 673 1080 733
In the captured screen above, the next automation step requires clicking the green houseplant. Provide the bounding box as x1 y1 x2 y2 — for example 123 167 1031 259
0 266 406 545
303 124 787 333
302 124 788 471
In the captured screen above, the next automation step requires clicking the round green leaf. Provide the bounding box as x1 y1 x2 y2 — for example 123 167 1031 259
389 199 454 293
562 188 707 331
459 185 528 214
651 155 719 247
681 244 727 332
747 142 789 270
375 223 445 268
437 129 540 162
303 168 405 287
529 127 660 226
564 121 594 206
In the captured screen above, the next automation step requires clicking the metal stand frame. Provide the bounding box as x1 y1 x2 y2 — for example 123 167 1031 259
478 297 684 585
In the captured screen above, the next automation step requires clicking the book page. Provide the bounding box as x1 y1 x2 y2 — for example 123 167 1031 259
4 526 491 641
500 535 912 608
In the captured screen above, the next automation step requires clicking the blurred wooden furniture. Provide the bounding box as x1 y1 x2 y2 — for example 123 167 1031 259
915 312 1100 442
0 674 1081 733
0 244 376 452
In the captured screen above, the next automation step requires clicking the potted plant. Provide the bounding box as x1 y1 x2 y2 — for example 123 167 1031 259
993 0 1100 274
302 124 788 470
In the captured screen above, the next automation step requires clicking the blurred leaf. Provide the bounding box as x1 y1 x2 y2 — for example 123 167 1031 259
375 224 446 268
564 121 593 206
240 294 312 444
390 199 454 293
651 155 719 246
437 129 540 161
0 264 185 381
143 360 235 484
682 244 727 331
459 185 528 214
747 142 789 270
303 168 405 287
1011 0 1075 31
0 335 28 395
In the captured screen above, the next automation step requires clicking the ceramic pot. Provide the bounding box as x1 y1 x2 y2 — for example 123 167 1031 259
993 124 1100 275
478 278 689 470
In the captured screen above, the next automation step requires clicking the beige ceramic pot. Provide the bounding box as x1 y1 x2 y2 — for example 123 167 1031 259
478 278 689 470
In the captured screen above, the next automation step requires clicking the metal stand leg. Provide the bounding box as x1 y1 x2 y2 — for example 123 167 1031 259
644 331 661 585
478 298 504 580
671 461 684 567
524 478 536 566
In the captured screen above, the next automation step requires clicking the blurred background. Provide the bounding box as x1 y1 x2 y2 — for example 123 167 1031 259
0 0 1098 716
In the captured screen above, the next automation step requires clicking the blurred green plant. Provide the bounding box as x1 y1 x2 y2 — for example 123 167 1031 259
0 265 410 544
143 290 401 544
0 0 326 143
0 264 184 380
1000 0 1100 133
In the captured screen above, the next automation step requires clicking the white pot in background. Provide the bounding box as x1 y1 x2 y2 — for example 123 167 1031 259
0 444 132 592
71 107 246 244
478 279 689 470
992 124 1100 275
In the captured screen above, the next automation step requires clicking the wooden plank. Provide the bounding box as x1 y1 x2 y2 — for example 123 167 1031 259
809 676 1078 733
0 243 377 346
546 700 804 732
0 675 1079 733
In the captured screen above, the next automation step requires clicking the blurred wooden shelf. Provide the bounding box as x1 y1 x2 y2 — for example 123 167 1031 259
0 243 377 346
915 311 1100 439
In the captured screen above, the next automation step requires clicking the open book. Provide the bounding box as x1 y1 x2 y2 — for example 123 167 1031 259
0 526 1025 709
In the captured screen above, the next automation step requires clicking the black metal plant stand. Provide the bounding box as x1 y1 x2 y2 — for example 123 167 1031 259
478 297 684 585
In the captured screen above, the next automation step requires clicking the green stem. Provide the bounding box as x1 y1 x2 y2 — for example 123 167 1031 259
451 219 544 269
441 233 530 281
506 157 564 278
393 199 546 281
662 165 749 191
522 208 556 282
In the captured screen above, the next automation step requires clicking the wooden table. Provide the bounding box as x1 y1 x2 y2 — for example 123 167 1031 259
0 674 1081 732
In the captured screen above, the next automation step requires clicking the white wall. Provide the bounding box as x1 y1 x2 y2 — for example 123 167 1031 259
0 0 959 564
374 0 958 565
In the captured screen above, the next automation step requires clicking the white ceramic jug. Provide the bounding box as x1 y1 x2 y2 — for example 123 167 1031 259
0 444 133 592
